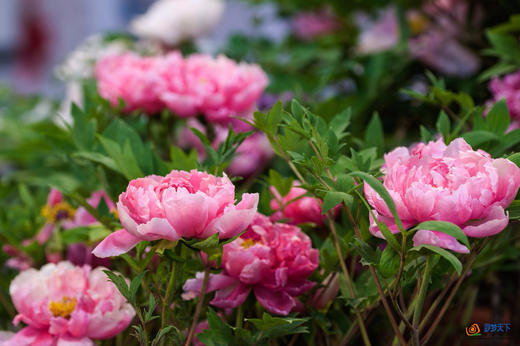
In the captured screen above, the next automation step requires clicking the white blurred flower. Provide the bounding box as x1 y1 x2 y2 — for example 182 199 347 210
130 0 225 46
55 35 128 81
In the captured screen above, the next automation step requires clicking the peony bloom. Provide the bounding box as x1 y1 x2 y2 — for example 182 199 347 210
364 138 520 253
95 53 166 114
270 182 331 225
95 52 268 122
176 54 268 124
311 273 340 310
292 10 340 40
488 70 520 128
5 261 134 346
182 214 319 315
130 0 224 46
93 170 258 258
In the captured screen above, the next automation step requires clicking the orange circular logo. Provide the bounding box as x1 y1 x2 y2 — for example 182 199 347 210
466 324 481 336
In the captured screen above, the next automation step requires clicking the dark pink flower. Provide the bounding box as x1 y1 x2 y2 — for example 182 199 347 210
182 214 319 315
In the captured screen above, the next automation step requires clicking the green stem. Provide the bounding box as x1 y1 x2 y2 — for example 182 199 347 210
326 215 371 346
412 256 433 345
235 304 244 329
161 256 179 345
184 267 210 346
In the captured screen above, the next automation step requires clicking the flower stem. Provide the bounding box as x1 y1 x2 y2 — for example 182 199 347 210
184 267 210 346
235 304 244 329
326 214 371 346
412 256 433 345
161 254 179 346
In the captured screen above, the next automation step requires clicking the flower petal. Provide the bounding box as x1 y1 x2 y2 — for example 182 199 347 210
413 230 469 254
92 230 142 258
253 286 296 316
462 205 509 238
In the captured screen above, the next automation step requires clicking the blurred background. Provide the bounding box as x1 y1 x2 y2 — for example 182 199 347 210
0 0 287 97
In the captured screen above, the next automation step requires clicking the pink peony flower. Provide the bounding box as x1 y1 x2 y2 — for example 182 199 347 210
364 138 520 253
488 70 520 127
270 182 333 225
356 8 399 54
310 273 340 310
182 214 319 315
64 191 115 230
5 261 134 346
93 170 259 257
95 52 268 124
292 10 340 40
95 53 166 114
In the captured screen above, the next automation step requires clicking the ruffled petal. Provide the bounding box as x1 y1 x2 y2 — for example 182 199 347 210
182 273 237 300
462 205 509 238
210 282 250 309
253 286 296 316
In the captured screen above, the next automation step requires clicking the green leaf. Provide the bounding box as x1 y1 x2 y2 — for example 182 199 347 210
72 152 118 172
349 171 404 233
268 169 294 197
409 221 469 248
322 191 351 214
129 271 147 302
506 200 520 220
486 99 510 135
507 153 520 168
365 112 384 154
379 246 400 278
151 326 176 346
196 309 233 346
103 270 130 299
420 126 432 143
70 103 96 151
410 245 462 275
246 313 310 339
190 233 219 251
461 131 499 148
436 111 450 140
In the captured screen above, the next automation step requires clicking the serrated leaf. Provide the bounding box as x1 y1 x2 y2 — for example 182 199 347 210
196 308 233 346
321 191 350 214
410 245 462 275
103 270 130 299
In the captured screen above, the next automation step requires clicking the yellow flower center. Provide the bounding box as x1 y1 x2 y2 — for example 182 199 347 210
241 238 256 249
113 208 119 220
41 202 75 223
407 12 430 35
49 296 77 318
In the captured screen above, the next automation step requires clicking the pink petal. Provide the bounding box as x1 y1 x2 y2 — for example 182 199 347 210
163 190 209 238
136 218 180 241
182 273 237 300
253 286 296 316
4 327 52 346
413 230 469 254
210 282 250 309
462 205 509 238
201 193 259 239
35 223 54 245
56 335 94 346
92 230 142 258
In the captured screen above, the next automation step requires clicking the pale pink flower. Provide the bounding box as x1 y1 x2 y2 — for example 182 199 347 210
182 214 319 315
356 8 399 54
270 182 334 225
93 170 258 257
364 138 520 253
292 10 340 40
488 70 520 127
310 273 340 310
95 52 268 124
95 53 166 114
5 261 134 346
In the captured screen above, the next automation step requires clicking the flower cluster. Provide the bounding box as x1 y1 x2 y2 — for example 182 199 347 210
4 261 134 346
182 214 319 315
364 138 520 253
93 170 259 257
95 52 268 123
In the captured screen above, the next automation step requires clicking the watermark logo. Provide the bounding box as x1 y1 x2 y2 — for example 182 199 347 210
466 323 511 337
466 324 481 336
